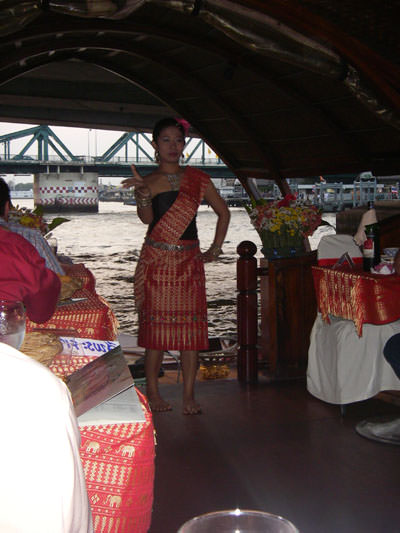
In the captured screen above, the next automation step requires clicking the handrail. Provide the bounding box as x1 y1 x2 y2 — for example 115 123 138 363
236 240 259 383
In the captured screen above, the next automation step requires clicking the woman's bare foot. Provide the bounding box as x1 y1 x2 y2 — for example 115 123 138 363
183 397 202 415
148 394 172 412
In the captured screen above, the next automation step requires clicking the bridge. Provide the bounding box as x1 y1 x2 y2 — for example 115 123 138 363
0 125 235 179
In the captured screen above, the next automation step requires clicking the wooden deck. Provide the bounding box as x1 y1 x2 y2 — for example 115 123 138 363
146 374 399 533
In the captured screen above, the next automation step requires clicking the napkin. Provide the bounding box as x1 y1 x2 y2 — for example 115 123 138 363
353 208 378 246
371 263 394 275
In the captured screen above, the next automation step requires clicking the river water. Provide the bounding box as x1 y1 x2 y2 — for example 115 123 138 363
15 200 336 338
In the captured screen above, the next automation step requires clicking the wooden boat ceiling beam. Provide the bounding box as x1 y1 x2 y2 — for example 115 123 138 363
0 1 399 191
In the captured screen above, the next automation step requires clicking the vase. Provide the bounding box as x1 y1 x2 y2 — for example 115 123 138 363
261 245 305 259
261 231 305 259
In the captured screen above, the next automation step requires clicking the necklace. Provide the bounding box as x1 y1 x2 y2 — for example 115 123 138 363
166 173 181 191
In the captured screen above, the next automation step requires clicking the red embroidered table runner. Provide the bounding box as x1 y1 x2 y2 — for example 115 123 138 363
79 388 155 533
50 354 154 533
26 288 119 340
312 266 400 335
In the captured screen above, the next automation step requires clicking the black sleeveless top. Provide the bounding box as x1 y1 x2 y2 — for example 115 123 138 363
148 191 198 240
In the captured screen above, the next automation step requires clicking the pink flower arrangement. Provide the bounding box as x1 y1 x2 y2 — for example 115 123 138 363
246 194 322 256
247 194 321 238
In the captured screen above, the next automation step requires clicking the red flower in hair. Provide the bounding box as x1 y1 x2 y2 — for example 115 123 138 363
175 118 190 136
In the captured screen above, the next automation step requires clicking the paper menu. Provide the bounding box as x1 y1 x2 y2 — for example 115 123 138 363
60 336 119 357
66 346 134 418
78 386 145 426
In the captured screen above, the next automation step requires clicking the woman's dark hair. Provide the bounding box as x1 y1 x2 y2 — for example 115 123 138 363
152 117 185 142
0 178 11 217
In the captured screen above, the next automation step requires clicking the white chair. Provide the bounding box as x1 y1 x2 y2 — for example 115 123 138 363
307 234 400 407
315 233 363 267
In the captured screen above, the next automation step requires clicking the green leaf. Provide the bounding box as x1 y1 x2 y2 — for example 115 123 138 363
33 205 44 216
47 217 70 232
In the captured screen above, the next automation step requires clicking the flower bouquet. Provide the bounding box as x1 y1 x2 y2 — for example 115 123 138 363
246 193 322 259
8 205 69 236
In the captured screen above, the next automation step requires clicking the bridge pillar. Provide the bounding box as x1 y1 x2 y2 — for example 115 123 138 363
34 172 98 213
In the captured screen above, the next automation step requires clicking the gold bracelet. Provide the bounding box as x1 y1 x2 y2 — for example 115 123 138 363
134 188 152 208
134 191 151 200
136 197 153 208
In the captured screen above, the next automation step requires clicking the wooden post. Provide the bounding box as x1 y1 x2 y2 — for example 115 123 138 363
237 240 258 383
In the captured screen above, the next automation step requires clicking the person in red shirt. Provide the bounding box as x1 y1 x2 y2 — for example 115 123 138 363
0 179 60 323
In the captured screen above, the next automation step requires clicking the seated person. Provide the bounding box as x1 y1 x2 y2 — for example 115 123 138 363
0 182 60 323
384 333 400 379
0 178 65 274
0 341 93 533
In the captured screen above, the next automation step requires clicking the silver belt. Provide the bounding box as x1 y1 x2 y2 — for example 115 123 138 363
145 237 198 252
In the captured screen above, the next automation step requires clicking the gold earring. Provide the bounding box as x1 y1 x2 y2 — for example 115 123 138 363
155 151 160 162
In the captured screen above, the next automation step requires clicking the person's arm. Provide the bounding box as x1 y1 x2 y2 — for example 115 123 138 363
121 165 154 224
201 180 231 262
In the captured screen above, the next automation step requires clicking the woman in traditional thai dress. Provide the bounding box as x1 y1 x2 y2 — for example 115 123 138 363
122 118 230 414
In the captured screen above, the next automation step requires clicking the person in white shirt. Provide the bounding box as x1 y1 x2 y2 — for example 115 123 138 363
0 342 93 533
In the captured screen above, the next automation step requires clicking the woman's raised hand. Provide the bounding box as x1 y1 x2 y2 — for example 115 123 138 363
121 164 146 189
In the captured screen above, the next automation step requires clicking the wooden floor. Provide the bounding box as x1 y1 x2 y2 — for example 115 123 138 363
145 373 400 533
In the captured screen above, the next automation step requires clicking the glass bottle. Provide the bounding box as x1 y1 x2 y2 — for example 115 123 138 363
363 222 380 271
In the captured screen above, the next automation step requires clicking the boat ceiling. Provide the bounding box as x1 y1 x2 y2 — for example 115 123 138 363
0 1 399 190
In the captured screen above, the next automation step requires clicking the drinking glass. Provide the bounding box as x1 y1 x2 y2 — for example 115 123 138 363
0 300 26 349
177 509 299 532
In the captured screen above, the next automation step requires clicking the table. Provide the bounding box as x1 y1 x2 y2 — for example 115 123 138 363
312 265 400 335
307 265 400 405
53 353 155 532
26 288 119 340
34 259 155 528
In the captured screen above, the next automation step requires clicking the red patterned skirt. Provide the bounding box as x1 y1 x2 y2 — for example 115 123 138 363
135 239 209 351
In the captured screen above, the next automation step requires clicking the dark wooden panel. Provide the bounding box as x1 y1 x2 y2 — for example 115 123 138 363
336 204 400 236
260 251 318 379
379 213 400 248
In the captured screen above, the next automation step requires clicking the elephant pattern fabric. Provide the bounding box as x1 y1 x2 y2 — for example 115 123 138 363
79 389 155 533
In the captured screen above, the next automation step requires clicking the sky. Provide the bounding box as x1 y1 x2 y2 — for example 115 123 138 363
0 122 126 184
1 121 137 158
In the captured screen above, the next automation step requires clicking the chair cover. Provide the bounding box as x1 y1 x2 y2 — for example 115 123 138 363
307 233 400 405
307 315 400 404
317 233 363 266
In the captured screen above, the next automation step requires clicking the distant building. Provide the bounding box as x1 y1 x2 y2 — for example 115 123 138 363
10 190 33 199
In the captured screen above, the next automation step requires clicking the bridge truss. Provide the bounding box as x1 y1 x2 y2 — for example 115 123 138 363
0 125 233 179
